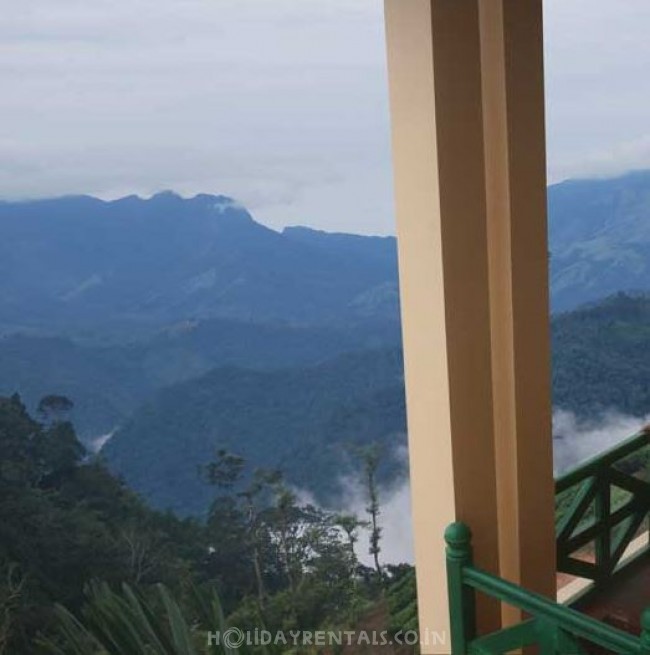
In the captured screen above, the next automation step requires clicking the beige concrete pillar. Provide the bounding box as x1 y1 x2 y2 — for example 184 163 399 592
479 0 556 609
384 0 556 649
384 2 501 650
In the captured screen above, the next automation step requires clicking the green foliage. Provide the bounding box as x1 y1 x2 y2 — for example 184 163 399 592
104 349 407 515
102 293 650 521
0 395 206 652
203 452 364 642
0 318 399 442
349 444 384 580
0 398 411 652
37 395 74 422
385 568 418 635
38 581 238 655
553 292 650 418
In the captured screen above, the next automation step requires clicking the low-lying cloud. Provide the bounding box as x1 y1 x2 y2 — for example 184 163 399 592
295 445 414 566
315 411 650 566
333 472 413 567
553 409 649 474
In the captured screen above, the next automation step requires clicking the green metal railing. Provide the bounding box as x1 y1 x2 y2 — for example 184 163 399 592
446 428 650 654
555 428 650 582
446 522 650 654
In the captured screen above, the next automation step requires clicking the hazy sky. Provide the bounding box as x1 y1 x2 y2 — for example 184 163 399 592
2 1 650 234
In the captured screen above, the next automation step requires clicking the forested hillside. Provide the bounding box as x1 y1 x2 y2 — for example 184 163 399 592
0 396 409 653
0 318 399 441
7 289 650 649
98 292 650 517
548 170 650 311
4 176 650 650
104 348 406 515
552 292 650 417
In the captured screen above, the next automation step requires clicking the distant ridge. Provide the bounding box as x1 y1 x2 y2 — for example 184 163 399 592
5 170 650 333
0 192 400 335
548 169 650 311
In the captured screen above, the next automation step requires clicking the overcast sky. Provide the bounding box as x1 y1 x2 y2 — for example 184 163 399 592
2 1 650 234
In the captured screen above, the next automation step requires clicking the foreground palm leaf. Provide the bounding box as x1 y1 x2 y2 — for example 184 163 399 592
38 581 240 655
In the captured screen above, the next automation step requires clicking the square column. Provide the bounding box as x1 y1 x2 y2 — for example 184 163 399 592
384 0 556 649
384 2 502 650
479 0 556 611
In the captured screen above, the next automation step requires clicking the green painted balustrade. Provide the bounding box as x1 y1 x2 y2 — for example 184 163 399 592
445 429 650 653
445 522 650 655
555 428 650 582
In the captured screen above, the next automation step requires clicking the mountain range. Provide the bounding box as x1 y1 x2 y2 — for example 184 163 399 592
3 171 650 514
3 171 650 336
0 192 399 336
549 170 650 310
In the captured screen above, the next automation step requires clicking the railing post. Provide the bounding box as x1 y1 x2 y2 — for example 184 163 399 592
641 607 650 655
445 522 477 654
594 471 611 580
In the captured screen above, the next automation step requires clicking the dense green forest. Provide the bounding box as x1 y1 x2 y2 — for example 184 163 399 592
0 318 400 442
15 291 650 523
99 293 650 517
104 348 406 515
552 292 650 418
0 395 414 653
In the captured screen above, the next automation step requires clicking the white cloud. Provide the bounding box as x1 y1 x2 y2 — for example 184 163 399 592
294 444 414 565
333 472 413 567
3 0 650 231
544 0 650 182
553 409 649 474
324 411 648 566
0 0 393 234
291 408 647 567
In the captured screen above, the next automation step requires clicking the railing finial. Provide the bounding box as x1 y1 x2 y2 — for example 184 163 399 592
444 521 472 555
